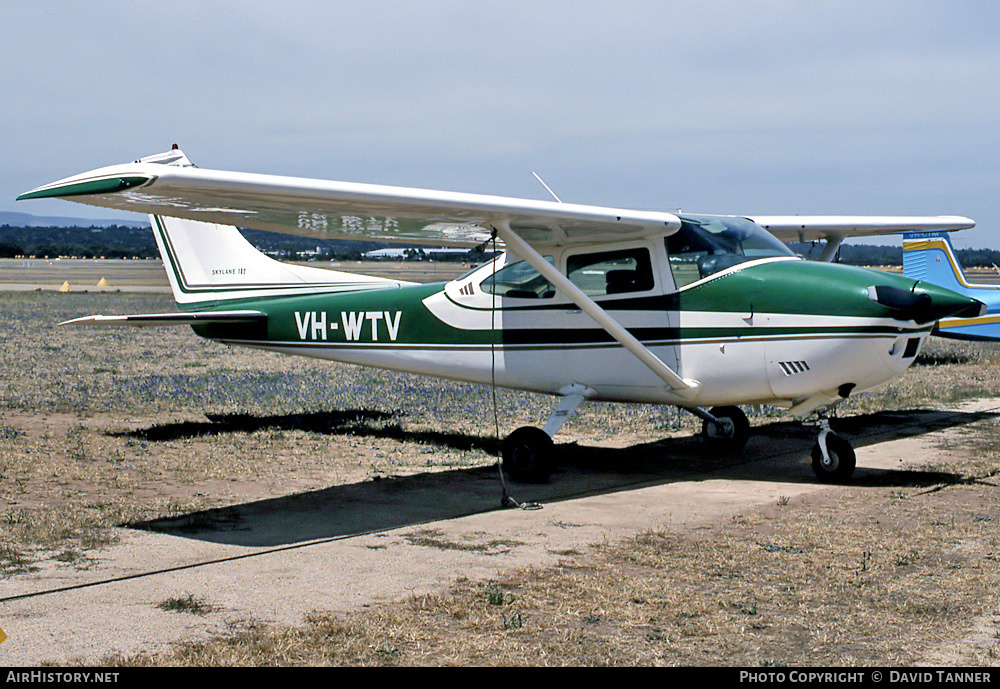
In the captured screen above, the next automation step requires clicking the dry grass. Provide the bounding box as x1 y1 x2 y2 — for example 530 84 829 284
0 291 516 570
4 290 1000 666
841 338 1000 413
110 451 1000 666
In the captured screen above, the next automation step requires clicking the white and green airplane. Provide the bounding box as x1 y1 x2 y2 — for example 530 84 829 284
18 148 985 483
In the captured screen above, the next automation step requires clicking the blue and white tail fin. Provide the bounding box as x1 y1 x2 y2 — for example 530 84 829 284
902 231 973 294
903 231 1000 341
151 214 407 306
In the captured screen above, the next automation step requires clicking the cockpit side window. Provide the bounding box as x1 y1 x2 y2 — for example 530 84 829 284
566 248 654 297
666 216 795 289
479 257 555 298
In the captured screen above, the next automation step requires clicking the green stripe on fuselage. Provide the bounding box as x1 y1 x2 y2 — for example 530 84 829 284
190 259 925 348
439 259 920 319
193 282 486 345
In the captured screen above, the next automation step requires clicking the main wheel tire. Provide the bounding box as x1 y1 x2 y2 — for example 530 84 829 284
811 433 856 483
701 405 751 453
502 426 554 483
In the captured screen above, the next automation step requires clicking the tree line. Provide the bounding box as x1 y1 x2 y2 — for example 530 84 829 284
0 225 490 263
3 225 1000 268
788 242 1000 268
0 224 382 261
0 224 160 258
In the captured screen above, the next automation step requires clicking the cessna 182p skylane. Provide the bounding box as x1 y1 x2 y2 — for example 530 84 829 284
18 148 985 483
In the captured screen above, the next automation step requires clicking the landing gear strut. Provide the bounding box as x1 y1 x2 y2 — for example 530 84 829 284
810 417 856 482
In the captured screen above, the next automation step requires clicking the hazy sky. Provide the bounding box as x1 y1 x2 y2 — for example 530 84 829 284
4 1 998 247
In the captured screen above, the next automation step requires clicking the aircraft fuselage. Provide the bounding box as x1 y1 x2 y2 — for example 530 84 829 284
192 252 956 411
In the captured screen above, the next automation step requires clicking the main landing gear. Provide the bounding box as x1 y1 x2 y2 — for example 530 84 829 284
809 416 856 483
500 385 589 484
501 394 761 484
501 397 856 485
502 426 555 484
697 405 751 453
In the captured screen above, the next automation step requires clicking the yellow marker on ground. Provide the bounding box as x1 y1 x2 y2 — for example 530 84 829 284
0 625 7 644
59 281 71 292
96 277 109 286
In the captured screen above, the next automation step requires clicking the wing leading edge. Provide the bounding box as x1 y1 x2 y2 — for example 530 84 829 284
748 215 975 262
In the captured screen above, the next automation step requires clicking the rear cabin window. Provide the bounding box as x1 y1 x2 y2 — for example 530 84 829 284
566 248 654 297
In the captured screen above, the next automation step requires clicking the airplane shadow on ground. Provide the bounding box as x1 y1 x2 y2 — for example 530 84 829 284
113 409 500 455
126 406 998 548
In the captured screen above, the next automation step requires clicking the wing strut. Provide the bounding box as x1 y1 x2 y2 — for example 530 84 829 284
491 220 700 397
818 234 845 263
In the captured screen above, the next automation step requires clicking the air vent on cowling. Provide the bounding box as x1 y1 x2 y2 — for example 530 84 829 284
778 361 810 376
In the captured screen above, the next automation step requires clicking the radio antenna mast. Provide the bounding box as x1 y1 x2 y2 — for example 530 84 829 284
532 171 562 203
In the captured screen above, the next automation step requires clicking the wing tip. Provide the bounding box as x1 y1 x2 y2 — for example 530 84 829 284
18 175 151 202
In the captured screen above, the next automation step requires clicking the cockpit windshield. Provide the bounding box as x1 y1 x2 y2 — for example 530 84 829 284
666 215 796 289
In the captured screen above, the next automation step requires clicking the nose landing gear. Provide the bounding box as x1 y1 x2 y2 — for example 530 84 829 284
810 417 856 482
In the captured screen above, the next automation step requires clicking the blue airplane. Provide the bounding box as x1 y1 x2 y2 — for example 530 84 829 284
902 231 1000 341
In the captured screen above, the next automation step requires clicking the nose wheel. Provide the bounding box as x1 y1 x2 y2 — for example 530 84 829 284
810 421 856 482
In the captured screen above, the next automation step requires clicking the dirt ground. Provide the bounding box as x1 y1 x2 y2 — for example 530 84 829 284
2 397 998 665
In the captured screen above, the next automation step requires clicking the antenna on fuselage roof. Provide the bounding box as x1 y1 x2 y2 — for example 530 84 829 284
532 171 563 204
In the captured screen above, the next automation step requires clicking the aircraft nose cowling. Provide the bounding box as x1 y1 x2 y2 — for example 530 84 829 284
867 282 985 324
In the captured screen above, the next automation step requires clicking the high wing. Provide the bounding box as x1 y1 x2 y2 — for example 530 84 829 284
18 148 974 254
749 215 975 242
747 215 975 262
17 149 681 248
